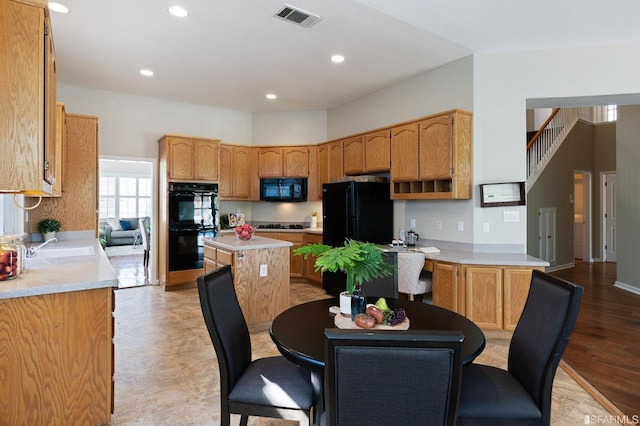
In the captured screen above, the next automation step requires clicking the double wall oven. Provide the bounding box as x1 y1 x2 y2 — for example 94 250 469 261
168 182 219 272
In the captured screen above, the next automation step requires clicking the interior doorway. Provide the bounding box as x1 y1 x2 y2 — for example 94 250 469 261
99 156 158 286
573 171 592 262
602 171 617 263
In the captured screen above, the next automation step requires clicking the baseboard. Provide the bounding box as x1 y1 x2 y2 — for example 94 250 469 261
545 262 575 272
560 360 634 424
614 281 640 296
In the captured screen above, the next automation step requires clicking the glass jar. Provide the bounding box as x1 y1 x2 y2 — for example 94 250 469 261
0 236 21 280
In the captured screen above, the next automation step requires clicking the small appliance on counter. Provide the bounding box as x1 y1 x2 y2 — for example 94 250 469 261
406 230 419 247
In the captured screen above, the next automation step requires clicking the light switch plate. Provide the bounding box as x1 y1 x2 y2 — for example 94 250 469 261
503 211 520 222
260 264 268 277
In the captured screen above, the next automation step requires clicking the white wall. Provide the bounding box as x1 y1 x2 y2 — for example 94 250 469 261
252 111 327 146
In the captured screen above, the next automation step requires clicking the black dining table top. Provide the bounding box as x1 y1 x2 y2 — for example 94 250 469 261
270 298 486 373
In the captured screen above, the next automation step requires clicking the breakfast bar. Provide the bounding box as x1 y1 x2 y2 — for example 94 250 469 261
203 235 292 324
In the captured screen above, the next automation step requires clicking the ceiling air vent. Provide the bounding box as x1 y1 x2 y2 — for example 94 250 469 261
274 4 322 28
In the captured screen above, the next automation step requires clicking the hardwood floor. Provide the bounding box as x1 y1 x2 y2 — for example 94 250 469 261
551 262 640 417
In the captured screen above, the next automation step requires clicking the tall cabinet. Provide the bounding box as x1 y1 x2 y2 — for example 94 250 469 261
0 0 57 195
29 113 99 234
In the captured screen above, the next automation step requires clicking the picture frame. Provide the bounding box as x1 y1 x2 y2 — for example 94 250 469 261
228 213 245 227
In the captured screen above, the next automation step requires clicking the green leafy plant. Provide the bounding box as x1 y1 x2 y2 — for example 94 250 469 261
37 218 61 234
294 239 395 294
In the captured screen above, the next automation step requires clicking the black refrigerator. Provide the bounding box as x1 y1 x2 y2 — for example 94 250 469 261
322 181 393 296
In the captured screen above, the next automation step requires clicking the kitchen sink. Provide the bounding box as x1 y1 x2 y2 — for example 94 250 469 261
32 246 95 258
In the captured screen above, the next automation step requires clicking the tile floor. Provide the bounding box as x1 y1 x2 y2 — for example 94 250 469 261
107 275 612 426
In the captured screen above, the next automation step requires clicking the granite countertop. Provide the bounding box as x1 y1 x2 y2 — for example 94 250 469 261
0 239 118 300
205 235 293 251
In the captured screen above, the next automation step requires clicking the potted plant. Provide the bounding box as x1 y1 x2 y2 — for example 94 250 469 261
37 218 61 241
294 239 395 316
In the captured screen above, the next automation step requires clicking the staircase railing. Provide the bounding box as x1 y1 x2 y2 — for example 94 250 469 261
526 107 608 189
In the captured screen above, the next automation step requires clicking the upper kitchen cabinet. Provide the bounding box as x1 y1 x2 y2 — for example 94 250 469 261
258 146 310 177
343 130 391 176
342 136 365 175
390 109 472 200
219 144 251 200
316 140 344 195
48 102 66 197
0 0 57 195
158 134 220 182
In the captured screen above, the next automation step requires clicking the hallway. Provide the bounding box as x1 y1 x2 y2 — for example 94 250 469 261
551 262 640 416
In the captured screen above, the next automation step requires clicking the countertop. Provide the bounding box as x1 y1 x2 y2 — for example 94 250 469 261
0 239 118 300
205 235 293 251
385 246 549 267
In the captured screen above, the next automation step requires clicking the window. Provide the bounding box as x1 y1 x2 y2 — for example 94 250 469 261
99 173 152 220
605 105 617 122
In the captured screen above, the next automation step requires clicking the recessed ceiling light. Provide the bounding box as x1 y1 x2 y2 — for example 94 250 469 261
168 6 189 17
266 94 277 100
48 2 70 13
140 69 154 77
331 55 345 63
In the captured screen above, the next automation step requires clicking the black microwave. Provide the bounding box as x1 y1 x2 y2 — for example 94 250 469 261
260 178 307 202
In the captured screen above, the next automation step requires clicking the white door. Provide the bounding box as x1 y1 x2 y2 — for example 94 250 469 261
539 207 556 265
604 172 617 262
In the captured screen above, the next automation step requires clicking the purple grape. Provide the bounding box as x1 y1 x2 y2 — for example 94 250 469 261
390 308 406 326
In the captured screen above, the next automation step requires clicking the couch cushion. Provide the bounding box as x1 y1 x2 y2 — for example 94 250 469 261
111 230 137 239
106 218 121 231
120 219 134 231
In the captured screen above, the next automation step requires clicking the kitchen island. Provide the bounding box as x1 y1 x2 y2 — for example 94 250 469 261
0 238 117 425
204 235 292 324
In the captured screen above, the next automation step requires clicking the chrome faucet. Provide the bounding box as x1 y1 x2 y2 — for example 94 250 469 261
26 237 58 258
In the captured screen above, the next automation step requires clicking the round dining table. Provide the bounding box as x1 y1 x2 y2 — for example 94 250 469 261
270 297 486 425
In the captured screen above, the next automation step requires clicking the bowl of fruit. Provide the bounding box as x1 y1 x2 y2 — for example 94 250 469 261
235 224 255 240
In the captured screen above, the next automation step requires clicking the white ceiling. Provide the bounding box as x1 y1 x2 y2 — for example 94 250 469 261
50 0 640 113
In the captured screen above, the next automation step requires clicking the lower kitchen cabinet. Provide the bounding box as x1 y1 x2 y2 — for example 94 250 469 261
303 232 323 285
0 287 114 424
432 260 543 330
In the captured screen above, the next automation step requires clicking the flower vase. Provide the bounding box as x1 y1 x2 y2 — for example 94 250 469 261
310 216 317 228
43 232 56 241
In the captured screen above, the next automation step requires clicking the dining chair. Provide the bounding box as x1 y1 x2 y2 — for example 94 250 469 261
197 265 315 426
397 251 432 302
137 217 150 269
456 270 583 426
324 328 464 426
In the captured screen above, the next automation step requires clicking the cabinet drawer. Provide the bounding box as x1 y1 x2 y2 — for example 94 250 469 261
217 249 233 266
204 245 216 261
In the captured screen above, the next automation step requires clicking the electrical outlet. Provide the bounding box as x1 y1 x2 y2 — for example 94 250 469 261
503 211 520 222
410 218 416 228
260 264 268 277
483 222 490 233
457 221 464 232
436 220 442 230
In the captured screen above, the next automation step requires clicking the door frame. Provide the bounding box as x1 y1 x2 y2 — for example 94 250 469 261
601 171 617 262
574 170 592 262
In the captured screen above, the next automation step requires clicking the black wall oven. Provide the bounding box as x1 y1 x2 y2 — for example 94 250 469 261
168 182 218 271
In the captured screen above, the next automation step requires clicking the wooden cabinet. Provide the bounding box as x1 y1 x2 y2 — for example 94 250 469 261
203 240 290 324
48 102 66 197
303 232 323 285
432 259 544 330
159 134 220 182
364 130 391 172
30 113 99 234
463 266 503 329
343 136 365 175
432 261 462 313
390 110 472 200
0 287 114 424
317 143 330 194
254 232 305 277
0 0 57 195
219 144 251 199
329 141 344 181
316 140 344 197
259 146 310 177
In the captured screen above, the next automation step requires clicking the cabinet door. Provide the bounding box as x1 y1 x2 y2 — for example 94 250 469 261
167 138 194 180
503 267 539 331
329 141 344 181
44 16 57 189
232 146 251 198
343 136 365 175
218 145 233 197
259 147 283 177
283 146 309 177
418 114 453 179
50 102 65 197
464 266 503 329
317 143 330 190
365 130 390 172
390 123 419 180
304 233 323 285
193 140 219 181
432 261 460 313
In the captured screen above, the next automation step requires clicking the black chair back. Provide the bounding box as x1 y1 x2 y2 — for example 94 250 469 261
324 328 464 426
508 270 583 421
197 265 252 395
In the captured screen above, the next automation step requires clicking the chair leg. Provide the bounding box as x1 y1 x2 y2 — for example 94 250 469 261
239 415 249 426
408 294 415 301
